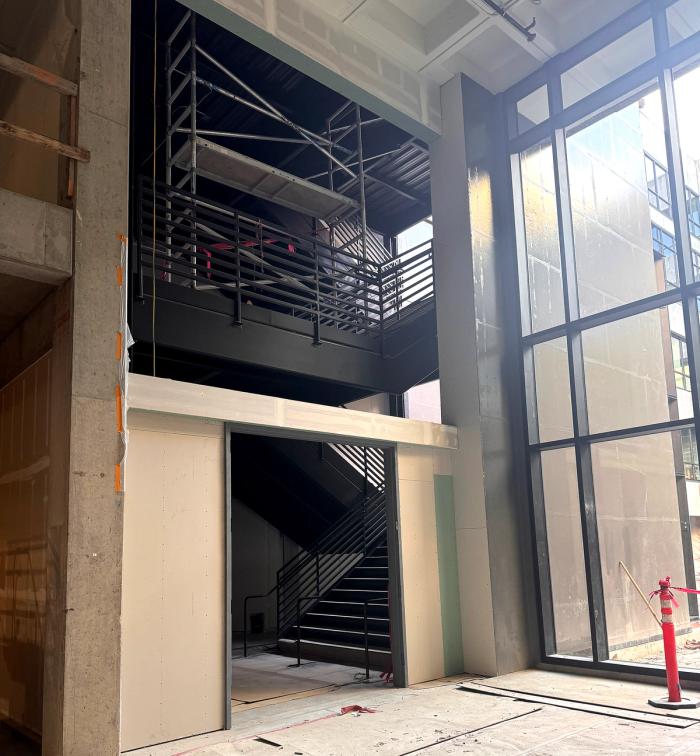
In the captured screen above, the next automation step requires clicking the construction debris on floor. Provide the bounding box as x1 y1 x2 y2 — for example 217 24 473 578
130 669 700 755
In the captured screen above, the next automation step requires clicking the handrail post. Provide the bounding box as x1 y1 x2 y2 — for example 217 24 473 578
315 551 320 595
363 447 369 496
137 176 145 300
364 601 370 680
296 598 302 667
313 220 321 345
378 265 385 357
243 595 248 658
362 496 367 554
234 211 242 325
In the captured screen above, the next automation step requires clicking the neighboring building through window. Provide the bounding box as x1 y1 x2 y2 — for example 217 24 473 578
652 224 679 289
672 333 691 392
645 152 672 216
682 428 700 482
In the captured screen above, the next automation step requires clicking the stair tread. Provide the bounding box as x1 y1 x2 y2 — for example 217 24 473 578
306 612 389 621
319 599 389 606
291 625 390 638
278 637 391 654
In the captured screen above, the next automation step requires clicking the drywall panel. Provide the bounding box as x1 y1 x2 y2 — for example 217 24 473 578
0 352 51 737
396 445 444 685
121 413 226 751
128 374 457 450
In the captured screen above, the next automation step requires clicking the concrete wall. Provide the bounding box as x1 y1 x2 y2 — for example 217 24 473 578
122 412 226 752
430 74 537 676
47 1 131 754
0 188 72 284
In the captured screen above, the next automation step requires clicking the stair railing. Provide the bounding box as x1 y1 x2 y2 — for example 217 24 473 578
241 488 387 657
276 490 386 636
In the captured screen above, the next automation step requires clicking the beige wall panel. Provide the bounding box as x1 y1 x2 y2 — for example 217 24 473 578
121 414 225 751
128 375 457 450
396 445 444 685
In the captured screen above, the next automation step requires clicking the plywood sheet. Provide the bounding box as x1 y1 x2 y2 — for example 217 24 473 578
0 353 50 737
121 417 226 750
231 667 332 703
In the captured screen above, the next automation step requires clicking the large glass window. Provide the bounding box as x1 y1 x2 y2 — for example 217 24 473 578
582 305 691 435
674 62 700 280
593 430 699 668
509 6 700 676
567 86 668 317
541 447 592 658
519 142 564 332
533 338 573 442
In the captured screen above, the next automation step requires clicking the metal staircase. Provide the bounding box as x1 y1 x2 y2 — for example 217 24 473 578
242 444 391 673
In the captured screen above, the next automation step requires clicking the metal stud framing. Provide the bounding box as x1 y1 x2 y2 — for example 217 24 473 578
505 0 700 678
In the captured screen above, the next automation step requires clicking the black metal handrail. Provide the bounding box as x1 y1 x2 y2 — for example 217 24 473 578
276 492 386 634
293 594 322 667
363 595 390 680
136 177 434 348
241 483 387 657
242 585 276 658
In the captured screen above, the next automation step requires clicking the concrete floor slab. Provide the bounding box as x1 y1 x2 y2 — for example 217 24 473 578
126 673 700 755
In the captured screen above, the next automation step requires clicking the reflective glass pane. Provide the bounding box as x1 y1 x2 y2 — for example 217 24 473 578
533 338 573 443
567 85 671 317
668 0 700 45
593 430 700 668
583 303 691 435
673 63 700 279
514 85 549 136
541 447 592 658
561 21 655 108
520 142 564 332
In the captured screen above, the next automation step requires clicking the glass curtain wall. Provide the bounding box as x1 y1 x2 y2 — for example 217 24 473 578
507 0 700 676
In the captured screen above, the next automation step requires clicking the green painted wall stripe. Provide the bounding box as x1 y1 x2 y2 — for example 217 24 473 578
179 0 440 143
434 474 464 675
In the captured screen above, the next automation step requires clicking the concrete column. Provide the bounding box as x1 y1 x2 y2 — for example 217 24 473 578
430 74 537 676
42 1 131 754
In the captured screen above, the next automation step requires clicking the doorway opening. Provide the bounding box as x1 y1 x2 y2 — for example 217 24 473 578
228 430 403 710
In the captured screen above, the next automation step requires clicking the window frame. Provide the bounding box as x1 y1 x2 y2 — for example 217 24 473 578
505 0 700 679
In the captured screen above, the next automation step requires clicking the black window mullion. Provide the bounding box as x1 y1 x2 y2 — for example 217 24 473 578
529 449 557 656
549 72 609 663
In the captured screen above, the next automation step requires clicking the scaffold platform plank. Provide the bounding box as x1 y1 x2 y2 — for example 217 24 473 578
173 138 358 220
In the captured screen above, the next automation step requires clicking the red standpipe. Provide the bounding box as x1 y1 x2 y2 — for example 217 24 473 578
649 576 699 709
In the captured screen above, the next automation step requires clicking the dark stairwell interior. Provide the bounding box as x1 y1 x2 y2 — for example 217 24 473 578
231 433 393 677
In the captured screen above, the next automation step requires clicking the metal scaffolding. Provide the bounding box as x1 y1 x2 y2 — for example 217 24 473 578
164 9 395 267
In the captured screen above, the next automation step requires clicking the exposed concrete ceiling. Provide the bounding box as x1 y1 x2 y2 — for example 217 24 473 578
193 0 694 137
0 273 53 342
299 0 644 93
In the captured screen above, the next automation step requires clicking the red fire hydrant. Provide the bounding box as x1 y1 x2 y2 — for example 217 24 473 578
649 577 699 709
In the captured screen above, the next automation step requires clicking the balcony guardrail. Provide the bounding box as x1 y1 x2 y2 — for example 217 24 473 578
136 178 433 350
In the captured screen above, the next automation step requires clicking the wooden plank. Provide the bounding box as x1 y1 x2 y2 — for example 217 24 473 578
0 51 78 96
458 682 695 728
0 120 89 162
